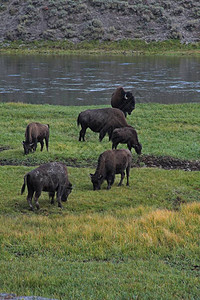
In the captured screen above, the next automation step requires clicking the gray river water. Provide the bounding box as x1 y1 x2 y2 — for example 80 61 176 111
0 54 199 105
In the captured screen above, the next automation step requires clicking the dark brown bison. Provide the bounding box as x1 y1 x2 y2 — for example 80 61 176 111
90 149 132 190
111 86 135 116
111 126 142 154
77 108 129 142
22 122 49 155
21 162 72 210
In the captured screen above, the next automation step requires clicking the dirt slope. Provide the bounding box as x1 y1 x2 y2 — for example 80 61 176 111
0 0 199 43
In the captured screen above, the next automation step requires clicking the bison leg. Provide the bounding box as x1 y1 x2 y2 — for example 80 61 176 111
127 142 132 152
126 167 130 186
99 129 107 142
56 187 63 208
99 125 113 142
33 140 37 152
106 173 115 190
79 127 87 141
107 127 113 141
34 190 41 210
112 142 118 150
57 196 62 208
118 171 125 186
49 192 55 204
45 137 49 151
27 189 34 211
40 140 44 152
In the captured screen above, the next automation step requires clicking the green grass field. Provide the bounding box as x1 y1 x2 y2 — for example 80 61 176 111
0 102 199 165
0 102 199 299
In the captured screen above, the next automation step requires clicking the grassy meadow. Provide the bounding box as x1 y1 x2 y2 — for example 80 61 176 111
0 102 199 165
0 102 200 299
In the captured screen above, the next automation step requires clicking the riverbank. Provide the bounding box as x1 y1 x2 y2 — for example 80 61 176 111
1 40 200 56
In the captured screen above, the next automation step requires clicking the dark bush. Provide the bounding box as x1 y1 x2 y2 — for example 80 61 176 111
9 7 18 16
168 25 183 39
173 6 184 16
184 20 198 31
82 19 104 40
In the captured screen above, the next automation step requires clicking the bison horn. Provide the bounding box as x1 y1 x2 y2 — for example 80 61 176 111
124 94 128 100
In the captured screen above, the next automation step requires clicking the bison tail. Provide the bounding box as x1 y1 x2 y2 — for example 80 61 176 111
21 175 27 195
77 114 81 127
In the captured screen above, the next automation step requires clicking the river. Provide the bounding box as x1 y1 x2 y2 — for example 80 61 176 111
0 54 199 105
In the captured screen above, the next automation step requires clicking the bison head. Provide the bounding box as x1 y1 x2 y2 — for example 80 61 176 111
22 141 34 155
90 173 103 190
122 92 135 115
111 87 136 117
61 182 73 202
134 142 142 155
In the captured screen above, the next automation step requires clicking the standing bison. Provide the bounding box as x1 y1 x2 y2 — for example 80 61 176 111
90 149 132 190
111 87 135 116
111 126 142 154
77 107 129 142
22 122 49 155
21 162 72 210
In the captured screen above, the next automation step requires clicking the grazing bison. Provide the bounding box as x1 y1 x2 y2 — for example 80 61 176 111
111 86 135 116
77 108 129 142
90 149 132 190
21 162 72 210
111 126 142 154
22 122 49 155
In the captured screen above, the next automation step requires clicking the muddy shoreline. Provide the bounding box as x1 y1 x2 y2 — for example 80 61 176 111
0 154 199 171
136 155 200 171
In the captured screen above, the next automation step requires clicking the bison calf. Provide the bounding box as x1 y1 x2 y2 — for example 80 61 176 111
111 126 142 154
90 149 132 190
21 162 72 210
77 107 129 142
22 122 49 155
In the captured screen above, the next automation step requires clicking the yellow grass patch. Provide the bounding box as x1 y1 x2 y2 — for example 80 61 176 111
1 202 199 258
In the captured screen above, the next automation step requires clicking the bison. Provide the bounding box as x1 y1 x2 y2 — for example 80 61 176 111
22 122 49 155
90 149 132 190
77 107 129 142
111 86 135 117
21 162 72 210
111 126 142 154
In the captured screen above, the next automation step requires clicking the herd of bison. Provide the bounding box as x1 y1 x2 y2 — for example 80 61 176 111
21 87 142 210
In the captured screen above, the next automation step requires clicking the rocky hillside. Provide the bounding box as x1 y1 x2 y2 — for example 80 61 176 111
0 0 199 43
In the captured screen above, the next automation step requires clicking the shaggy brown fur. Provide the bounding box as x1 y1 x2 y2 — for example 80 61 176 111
21 162 72 210
77 107 129 142
90 149 132 190
111 86 135 116
111 126 142 154
22 122 49 154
